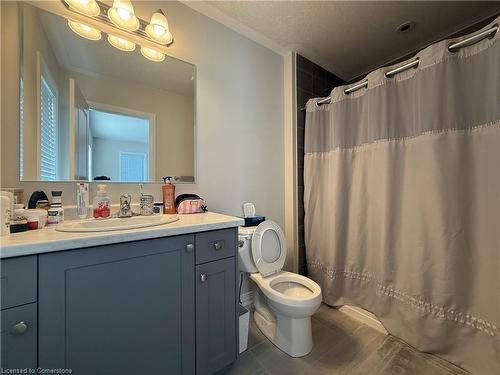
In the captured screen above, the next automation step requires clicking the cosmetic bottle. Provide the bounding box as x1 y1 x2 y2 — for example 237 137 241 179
0 195 11 235
162 176 176 214
47 191 64 226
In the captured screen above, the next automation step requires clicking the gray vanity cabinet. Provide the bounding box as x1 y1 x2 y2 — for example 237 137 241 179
1 256 38 370
38 235 196 375
195 257 237 375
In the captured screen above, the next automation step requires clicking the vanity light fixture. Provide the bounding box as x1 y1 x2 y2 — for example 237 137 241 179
108 34 136 52
64 0 100 17
140 46 165 62
67 20 102 40
145 10 173 45
108 0 139 31
62 0 173 62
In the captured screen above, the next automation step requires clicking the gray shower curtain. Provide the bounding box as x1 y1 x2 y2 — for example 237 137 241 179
304 17 499 374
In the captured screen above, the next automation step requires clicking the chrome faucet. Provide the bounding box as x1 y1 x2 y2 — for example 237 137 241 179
118 194 133 218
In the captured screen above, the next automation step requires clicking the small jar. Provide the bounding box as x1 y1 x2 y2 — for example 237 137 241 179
153 202 164 214
47 191 64 226
139 195 154 216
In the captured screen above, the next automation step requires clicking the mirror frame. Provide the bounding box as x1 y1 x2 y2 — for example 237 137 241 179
17 1 197 184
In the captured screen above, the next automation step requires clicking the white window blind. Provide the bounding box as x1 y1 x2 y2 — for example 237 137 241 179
40 76 57 181
120 152 147 182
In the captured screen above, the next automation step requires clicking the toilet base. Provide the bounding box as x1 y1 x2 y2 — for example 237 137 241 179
253 291 313 357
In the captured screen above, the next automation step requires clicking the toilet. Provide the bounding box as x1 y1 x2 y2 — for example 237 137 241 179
238 221 322 357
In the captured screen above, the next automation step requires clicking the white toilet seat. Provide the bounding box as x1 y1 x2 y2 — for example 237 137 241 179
250 271 322 308
251 221 286 277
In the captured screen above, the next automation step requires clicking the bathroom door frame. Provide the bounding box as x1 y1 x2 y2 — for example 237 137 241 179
86 101 156 182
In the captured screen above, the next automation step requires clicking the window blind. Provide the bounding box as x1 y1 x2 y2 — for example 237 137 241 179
120 152 147 182
40 76 57 181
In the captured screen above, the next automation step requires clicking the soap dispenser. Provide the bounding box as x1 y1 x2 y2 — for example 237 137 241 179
93 184 111 219
162 176 176 214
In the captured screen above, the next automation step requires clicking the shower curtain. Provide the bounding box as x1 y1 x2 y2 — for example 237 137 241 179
304 17 499 374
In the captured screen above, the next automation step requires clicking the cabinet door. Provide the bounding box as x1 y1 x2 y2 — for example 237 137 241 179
39 236 195 375
196 257 236 375
1 303 37 370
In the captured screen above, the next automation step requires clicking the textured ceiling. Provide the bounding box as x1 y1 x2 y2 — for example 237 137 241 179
205 1 500 80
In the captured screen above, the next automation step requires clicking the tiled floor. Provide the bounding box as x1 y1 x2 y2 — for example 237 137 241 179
223 304 469 375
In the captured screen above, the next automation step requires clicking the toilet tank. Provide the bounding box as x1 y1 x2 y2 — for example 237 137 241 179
238 227 259 273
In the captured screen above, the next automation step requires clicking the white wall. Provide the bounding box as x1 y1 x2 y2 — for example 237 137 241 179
60 68 195 180
1 1 285 227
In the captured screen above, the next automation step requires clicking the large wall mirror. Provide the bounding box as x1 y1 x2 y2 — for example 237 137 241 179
19 3 196 183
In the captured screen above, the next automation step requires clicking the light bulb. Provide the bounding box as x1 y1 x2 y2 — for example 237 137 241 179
64 0 100 17
116 7 131 21
152 24 166 36
107 34 136 52
108 0 139 31
140 46 165 62
68 20 101 41
145 9 173 45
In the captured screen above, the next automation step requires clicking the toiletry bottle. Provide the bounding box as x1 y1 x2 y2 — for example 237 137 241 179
0 195 11 235
162 176 176 214
47 191 64 226
77 183 89 219
93 184 111 219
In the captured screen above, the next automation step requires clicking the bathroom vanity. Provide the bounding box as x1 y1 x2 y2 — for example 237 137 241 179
1 213 244 375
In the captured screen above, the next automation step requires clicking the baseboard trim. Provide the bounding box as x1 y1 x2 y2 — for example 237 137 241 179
338 305 388 335
240 291 254 307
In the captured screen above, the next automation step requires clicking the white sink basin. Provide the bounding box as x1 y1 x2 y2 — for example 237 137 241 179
55 215 179 233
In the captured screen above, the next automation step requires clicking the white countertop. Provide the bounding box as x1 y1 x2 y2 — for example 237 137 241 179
0 212 244 259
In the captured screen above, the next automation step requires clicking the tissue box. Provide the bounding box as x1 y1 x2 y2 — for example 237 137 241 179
243 216 265 227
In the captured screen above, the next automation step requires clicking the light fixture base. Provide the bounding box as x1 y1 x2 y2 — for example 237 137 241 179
60 0 174 48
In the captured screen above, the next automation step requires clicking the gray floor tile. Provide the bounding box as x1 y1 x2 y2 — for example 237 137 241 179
251 338 309 375
221 350 268 375
232 304 468 375
351 335 405 375
311 325 386 375
380 344 469 375
314 303 363 334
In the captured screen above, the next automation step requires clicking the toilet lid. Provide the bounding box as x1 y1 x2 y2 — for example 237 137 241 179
251 221 286 277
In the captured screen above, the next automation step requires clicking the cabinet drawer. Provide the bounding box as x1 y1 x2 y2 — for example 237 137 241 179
195 229 236 264
1 303 38 370
1 256 37 310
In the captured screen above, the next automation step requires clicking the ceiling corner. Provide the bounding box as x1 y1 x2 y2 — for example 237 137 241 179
180 1 288 56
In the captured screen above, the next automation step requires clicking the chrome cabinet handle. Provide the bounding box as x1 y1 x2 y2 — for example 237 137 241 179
10 321 28 335
200 273 208 283
213 241 224 251
186 243 194 253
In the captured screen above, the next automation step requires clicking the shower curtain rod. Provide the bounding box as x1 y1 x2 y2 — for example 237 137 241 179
299 24 498 111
